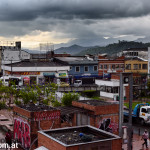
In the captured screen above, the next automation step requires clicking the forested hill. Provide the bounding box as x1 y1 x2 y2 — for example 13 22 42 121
76 41 150 56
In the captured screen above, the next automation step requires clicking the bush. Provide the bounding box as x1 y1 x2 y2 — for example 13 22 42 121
61 92 79 106
0 101 6 109
14 100 21 106
52 100 61 107
82 90 96 98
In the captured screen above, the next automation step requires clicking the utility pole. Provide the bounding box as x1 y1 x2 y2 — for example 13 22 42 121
119 73 133 150
119 73 123 137
11 59 12 76
127 73 133 150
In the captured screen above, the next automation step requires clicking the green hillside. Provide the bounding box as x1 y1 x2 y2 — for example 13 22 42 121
76 41 150 56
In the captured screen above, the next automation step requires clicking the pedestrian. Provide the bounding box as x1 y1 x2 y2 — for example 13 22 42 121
142 129 149 149
5 129 12 149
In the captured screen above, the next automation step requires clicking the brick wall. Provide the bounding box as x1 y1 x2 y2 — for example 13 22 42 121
13 106 61 150
38 131 122 150
72 101 119 135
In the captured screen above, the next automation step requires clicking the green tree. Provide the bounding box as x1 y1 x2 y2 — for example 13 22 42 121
61 92 79 106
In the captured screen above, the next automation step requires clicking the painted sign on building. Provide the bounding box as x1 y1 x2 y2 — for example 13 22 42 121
59 73 67 77
34 111 60 121
6 71 40 75
14 118 31 149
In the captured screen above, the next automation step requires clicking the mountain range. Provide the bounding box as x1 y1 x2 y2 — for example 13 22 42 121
54 41 150 56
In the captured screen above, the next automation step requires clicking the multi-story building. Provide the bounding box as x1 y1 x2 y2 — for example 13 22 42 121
55 55 99 85
98 55 125 78
120 47 148 60
125 57 148 85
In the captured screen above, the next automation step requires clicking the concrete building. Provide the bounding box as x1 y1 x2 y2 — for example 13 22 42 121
121 47 148 60
37 125 122 150
2 59 70 85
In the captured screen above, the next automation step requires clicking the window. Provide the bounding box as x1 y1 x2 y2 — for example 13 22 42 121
104 65 107 69
93 65 98 71
75 66 80 72
99 65 103 69
133 64 138 70
70 66 72 70
112 65 115 69
142 64 147 69
84 66 89 72
120 64 124 69
126 64 131 70
139 64 141 70
113 87 119 93
141 108 147 113
116 64 119 68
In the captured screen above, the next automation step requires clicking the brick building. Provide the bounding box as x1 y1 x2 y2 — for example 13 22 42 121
37 125 122 150
13 104 61 150
98 55 125 78
72 100 119 135
58 100 119 135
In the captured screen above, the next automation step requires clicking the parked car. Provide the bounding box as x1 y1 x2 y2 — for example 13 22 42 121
59 82 69 87
74 80 82 87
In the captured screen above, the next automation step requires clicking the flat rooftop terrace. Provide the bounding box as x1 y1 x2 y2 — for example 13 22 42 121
39 125 120 146
77 100 118 106
18 104 57 112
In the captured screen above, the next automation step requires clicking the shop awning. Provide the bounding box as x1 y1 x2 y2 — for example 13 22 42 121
43 72 55 77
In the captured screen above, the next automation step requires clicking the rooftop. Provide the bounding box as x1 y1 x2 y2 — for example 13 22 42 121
58 106 91 115
77 100 117 106
56 57 98 65
123 47 148 51
5 60 66 67
39 125 120 146
18 103 57 112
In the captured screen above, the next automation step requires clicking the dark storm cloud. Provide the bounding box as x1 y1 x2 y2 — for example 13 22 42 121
0 0 150 21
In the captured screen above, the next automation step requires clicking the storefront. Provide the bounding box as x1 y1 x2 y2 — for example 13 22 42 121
2 60 70 85
43 72 55 84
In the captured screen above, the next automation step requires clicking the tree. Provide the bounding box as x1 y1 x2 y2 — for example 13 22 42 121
61 92 79 106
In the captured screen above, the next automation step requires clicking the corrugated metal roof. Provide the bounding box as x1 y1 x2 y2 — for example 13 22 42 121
5 60 67 67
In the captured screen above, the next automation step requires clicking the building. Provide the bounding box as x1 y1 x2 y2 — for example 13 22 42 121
95 77 128 100
13 104 61 150
58 100 119 135
98 55 125 79
72 100 119 135
37 125 122 150
55 55 99 85
2 59 70 85
125 57 148 84
121 47 148 60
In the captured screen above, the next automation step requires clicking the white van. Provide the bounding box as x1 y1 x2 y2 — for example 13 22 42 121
0 76 10 86
9 76 23 87
0 76 23 87
74 80 82 87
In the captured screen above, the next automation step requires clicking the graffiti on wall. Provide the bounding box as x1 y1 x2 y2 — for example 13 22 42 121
14 118 30 149
98 118 118 133
34 111 60 121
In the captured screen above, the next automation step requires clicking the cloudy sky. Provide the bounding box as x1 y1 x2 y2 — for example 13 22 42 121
0 0 150 49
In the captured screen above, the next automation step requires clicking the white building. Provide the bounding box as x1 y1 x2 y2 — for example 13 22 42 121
95 79 128 100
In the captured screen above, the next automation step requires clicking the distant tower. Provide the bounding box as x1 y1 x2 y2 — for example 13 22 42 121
39 43 54 60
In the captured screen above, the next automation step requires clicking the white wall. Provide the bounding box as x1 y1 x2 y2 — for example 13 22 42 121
95 79 119 87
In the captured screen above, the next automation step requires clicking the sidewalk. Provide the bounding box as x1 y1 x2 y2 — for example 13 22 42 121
122 134 150 150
